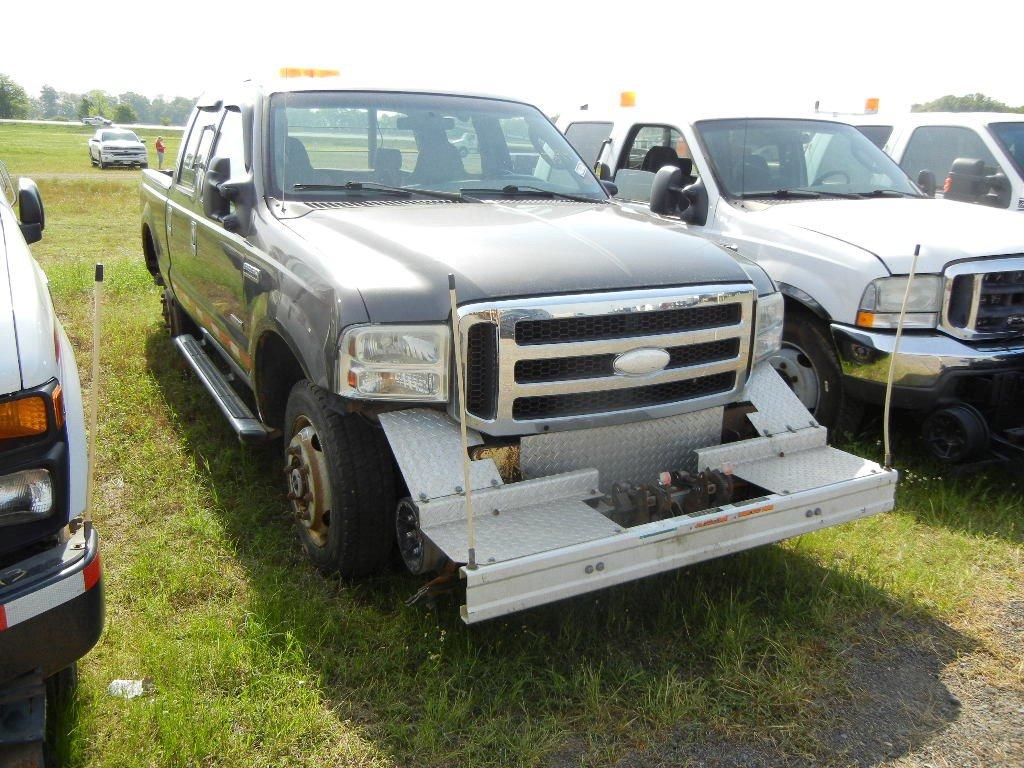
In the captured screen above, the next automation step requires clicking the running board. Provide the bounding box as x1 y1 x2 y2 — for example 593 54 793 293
173 334 273 444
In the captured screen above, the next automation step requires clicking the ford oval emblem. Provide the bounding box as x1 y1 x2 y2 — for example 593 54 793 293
613 347 671 376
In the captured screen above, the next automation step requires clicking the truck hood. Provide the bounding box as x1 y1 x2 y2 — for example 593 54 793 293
101 140 144 149
0 216 23 395
750 197 1024 273
283 201 753 321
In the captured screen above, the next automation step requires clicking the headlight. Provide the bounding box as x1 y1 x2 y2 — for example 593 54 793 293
857 275 943 329
0 469 54 526
338 325 449 401
753 292 784 364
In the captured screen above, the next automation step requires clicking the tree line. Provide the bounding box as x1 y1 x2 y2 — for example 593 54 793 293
911 93 1024 113
0 73 196 125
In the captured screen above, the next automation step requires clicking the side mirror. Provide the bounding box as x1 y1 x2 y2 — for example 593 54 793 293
202 155 254 237
917 169 936 198
595 162 611 180
985 172 1012 208
649 166 709 226
17 178 44 244
600 179 618 196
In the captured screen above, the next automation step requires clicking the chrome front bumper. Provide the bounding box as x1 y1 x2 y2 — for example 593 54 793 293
831 323 1024 390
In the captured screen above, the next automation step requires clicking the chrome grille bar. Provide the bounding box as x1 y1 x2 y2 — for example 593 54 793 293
942 256 1024 340
457 285 755 436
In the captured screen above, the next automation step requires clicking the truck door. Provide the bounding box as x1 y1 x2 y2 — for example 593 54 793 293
191 107 256 372
611 123 696 205
166 107 222 321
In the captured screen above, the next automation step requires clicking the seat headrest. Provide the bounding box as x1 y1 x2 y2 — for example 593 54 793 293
375 147 403 172
285 137 313 173
641 145 680 173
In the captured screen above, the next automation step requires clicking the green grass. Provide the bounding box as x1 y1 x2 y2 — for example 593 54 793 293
7 123 1022 767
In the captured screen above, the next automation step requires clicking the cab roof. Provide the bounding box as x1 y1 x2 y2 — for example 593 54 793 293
558 106 853 128
845 112 1024 128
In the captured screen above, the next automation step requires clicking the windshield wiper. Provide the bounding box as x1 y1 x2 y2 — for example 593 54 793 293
461 184 605 203
740 189 821 200
857 189 914 198
292 181 466 201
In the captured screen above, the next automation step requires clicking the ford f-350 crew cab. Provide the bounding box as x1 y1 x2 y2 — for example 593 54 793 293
0 162 102 764
559 108 1024 462
140 82 895 622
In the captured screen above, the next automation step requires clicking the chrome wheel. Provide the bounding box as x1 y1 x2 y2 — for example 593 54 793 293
769 344 820 412
284 418 332 548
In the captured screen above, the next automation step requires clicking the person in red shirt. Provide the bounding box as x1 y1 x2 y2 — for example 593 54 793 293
155 136 166 169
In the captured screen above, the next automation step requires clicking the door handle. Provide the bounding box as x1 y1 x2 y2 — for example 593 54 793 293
190 220 197 253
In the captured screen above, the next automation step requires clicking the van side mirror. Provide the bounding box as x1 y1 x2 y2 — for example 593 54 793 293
600 179 618 196
917 169 936 197
17 178 44 244
649 166 708 226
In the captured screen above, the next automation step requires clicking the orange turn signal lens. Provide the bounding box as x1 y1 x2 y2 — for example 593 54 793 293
856 311 875 328
52 385 65 430
0 396 49 438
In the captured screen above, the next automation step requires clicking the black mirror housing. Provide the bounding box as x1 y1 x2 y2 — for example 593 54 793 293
917 169 936 198
201 155 255 237
17 178 44 244
600 179 618 197
649 166 684 215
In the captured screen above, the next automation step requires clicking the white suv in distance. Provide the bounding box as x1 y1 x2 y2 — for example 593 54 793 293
88 128 148 169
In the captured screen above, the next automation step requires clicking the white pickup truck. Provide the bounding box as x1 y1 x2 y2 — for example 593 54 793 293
852 113 1024 212
0 163 101 764
558 108 1024 462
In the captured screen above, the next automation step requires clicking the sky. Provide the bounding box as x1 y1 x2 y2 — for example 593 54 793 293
2 1 1021 117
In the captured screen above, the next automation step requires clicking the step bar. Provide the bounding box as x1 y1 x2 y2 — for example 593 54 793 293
173 334 273 444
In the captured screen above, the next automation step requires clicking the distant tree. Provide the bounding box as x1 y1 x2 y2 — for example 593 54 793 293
118 91 151 123
39 85 59 118
0 74 31 119
113 103 138 124
78 96 93 119
912 93 1024 113
86 89 114 118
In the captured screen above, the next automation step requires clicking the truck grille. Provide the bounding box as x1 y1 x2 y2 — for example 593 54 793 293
942 257 1024 340
458 286 755 435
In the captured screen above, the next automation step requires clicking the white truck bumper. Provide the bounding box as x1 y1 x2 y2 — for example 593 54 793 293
380 365 897 624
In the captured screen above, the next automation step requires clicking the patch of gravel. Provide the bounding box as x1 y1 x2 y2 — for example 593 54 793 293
553 607 1023 768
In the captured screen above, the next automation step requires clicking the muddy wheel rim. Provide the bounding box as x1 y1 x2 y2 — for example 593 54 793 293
769 343 820 412
285 417 332 548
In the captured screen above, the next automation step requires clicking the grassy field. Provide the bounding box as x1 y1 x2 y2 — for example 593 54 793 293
4 123 1022 767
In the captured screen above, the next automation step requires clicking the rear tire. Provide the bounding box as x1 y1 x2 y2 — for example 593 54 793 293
161 289 198 338
283 382 395 576
772 306 863 439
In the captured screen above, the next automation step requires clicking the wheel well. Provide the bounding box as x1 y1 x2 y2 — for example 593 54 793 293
255 332 307 429
142 224 162 284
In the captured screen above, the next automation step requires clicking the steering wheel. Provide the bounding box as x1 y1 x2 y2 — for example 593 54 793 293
812 169 850 186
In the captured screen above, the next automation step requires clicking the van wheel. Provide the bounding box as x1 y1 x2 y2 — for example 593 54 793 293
283 382 395 576
770 307 862 438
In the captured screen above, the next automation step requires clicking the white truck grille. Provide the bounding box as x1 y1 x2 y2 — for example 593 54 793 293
942 256 1024 340
458 285 755 435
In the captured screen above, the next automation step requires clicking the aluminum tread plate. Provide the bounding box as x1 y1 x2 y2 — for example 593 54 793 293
423 497 621 564
729 445 882 494
379 409 501 501
520 407 723 492
697 428 827 471
417 468 600 527
743 364 818 437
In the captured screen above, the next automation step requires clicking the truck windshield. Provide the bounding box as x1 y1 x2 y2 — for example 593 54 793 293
266 91 607 201
102 131 140 142
989 122 1024 177
696 118 920 199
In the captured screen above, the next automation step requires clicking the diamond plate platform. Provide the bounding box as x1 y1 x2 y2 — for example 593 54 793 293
424 497 621 564
379 409 502 501
520 407 723 492
729 445 883 494
697 427 827 471
743 364 818 437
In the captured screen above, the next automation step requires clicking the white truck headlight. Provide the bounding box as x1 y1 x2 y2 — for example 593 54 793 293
339 325 449 401
857 275 943 329
0 469 54 526
753 292 784 364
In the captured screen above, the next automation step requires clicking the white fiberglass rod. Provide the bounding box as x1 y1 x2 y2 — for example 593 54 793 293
448 273 477 568
85 263 104 535
883 245 920 469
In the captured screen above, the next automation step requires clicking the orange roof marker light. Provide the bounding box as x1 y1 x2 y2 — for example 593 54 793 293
620 91 637 108
864 97 880 114
279 67 341 79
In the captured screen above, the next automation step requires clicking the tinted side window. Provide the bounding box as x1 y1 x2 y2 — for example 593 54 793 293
614 123 695 203
856 125 893 149
901 126 1000 179
177 109 221 188
621 124 687 170
212 109 246 176
564 121 612 164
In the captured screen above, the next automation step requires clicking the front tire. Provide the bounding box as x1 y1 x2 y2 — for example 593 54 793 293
283 382 395 576
770 306 862 438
